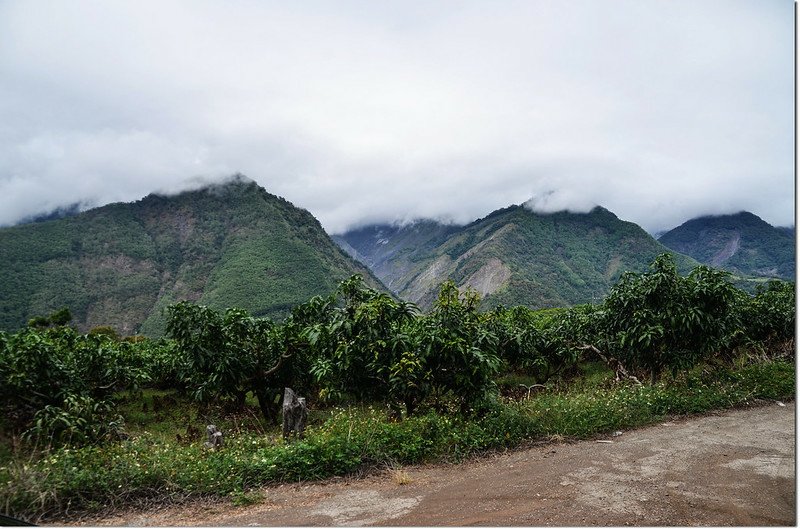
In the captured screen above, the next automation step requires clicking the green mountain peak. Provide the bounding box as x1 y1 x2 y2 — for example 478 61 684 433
658 211 795 279
0 176 382 336
336 203 697 310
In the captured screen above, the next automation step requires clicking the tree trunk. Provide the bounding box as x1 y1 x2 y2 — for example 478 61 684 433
404 397 416 418
254 386 280 425
234 390 247 411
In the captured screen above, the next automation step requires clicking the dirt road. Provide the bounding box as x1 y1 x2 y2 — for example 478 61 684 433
73 402 795 526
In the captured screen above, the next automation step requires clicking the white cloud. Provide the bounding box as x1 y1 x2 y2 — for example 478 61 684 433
526 190 597 216
0 0 793 233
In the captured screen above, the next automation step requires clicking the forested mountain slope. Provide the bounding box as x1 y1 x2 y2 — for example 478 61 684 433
335 204 698 310
0 175 381 336
658 212 795 280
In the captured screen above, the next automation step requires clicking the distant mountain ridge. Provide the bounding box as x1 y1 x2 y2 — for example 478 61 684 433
658 211 795 280
16 203 84 225
332 220 461 293
0 176 382 336
335 204 699 310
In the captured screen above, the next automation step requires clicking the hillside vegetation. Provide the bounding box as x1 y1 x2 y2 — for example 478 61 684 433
0 176 381 336
659 211 795 280
336 205 698 310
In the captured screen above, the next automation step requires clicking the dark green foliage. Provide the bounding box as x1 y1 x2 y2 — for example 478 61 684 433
45 308 73 327
165 302 296 422
305 276 422 411
0 325 150 444
131 339 181 389
601 254 741 380
487 305 595 384
304 277 499 416
418 282 501 412
738 280 796 348
27 307 72 328
24 395 125 447
87 326 121 341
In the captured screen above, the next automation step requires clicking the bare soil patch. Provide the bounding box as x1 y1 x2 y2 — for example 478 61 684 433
65 402 795 526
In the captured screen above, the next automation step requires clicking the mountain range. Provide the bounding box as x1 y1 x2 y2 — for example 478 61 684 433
1 177 794 336
334 205 701 310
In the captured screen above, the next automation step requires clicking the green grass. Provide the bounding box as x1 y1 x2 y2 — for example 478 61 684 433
0 359 794 523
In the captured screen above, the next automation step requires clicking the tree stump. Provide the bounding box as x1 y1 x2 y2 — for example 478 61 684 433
282 388 307 441
204 424 223 449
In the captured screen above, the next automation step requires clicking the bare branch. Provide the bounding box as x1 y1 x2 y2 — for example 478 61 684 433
259 352 292 379
518 383 546 399
578 344 642 385
243 351 293 385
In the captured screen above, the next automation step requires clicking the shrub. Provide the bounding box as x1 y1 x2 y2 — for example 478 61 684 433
418 282 501 413
0 325 148 442
601 254 740 381
24 395 125 446
306 276 423 413
165 302 297 423
739 280 795 351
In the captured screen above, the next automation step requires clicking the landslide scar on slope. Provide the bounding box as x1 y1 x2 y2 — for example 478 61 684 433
711 232 741 266
464 258 511 297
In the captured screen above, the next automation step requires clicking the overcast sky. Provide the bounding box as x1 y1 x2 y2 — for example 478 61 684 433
0 0 793 234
